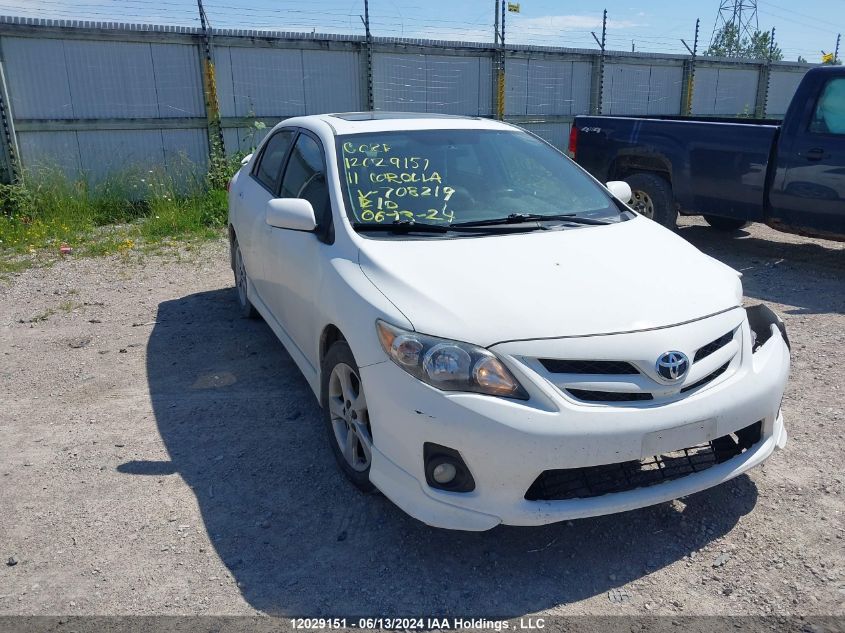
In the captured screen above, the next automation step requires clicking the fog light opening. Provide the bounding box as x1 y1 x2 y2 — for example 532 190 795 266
423 443 476 493
432 461 457 484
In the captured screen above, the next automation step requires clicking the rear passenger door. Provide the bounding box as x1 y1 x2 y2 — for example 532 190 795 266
771 75 845 236
239 128 296 300
260 130 333 369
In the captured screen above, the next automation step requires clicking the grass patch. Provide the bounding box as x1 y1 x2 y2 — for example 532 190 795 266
0 157 240 271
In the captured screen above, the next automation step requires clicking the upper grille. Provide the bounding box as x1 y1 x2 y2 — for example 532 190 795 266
680 362 730 393
694 331 734 363
539 359 639 375
525 421 762 501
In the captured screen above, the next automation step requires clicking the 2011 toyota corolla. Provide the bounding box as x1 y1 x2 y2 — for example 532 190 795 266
227 112 790 531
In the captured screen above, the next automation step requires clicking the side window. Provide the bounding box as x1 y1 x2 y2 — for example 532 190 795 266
253 130 295 191
810 78 845 135
280 134 330 227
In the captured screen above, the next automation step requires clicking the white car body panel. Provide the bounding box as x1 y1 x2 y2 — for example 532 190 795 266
228 113 790 531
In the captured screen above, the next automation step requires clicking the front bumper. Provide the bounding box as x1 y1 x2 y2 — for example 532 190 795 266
360 313 790 531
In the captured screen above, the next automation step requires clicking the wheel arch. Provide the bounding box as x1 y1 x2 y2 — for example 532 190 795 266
610 153 673 187
319 324 347 367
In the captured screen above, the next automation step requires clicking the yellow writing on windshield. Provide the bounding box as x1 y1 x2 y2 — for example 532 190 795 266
342 140 456 223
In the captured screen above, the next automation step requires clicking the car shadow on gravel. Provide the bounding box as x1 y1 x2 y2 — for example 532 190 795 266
678 224 845 315
143 288 759 617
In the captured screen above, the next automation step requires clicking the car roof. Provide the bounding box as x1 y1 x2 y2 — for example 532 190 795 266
280 112 517 136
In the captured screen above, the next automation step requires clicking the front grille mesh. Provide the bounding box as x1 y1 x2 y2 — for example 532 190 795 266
680 362 730 393
694 331 734 363
539 359 639 375
525 421 762 501
567 389 653 402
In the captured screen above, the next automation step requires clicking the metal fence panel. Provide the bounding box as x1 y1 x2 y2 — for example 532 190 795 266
149 43 205 118
3 37 74 119
76 130 166 181
17 130 81 176
302 49 361 114
571 61 592 115
63 40 160 119
519 121 570 152
646 65 683 115
603 63 651 115
693 66 759 116
767 70 806 117
162 128 208 172
504 57 528 115
372 52 426 112
373 53 489 115
425 54 481 115
228 47 305 116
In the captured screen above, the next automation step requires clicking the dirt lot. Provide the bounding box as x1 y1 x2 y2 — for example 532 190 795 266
1 218 843 619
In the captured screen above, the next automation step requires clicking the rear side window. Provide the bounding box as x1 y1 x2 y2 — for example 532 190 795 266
280 134 330 227
810 78 845 135
254 130 295 191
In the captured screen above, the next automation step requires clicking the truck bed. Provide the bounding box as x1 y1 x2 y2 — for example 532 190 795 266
574 115 780 221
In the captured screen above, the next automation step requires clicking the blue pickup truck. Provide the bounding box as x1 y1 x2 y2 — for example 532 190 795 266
571 66 845 239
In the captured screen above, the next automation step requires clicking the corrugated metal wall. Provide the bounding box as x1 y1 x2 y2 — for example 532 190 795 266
0 19 815 182
602 63 684 115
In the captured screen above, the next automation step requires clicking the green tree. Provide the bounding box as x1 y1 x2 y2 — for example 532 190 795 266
706 23 784 60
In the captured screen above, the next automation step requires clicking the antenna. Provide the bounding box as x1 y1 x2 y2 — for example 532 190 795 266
709 0 759 57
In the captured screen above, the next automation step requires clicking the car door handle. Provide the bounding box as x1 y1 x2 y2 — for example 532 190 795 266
802 147 827 161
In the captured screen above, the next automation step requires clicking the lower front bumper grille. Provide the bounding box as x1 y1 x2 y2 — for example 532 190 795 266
525 421 762 501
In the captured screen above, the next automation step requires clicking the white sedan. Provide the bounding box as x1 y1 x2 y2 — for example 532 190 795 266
227 113 790 531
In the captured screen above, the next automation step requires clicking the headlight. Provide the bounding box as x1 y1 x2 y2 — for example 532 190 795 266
745 304 790 352
376 320 528 399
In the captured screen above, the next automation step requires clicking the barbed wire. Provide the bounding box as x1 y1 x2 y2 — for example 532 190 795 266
0 0 831 60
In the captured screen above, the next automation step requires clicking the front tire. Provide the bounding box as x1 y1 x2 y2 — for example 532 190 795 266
321 341 374 492
232 237 259 319
703 215 749 232
625 173 677 231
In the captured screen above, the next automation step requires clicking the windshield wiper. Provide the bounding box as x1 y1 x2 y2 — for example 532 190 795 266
451 212 610 227
352 219 450 233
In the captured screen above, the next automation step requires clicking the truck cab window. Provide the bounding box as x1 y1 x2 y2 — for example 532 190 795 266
810 78 845 135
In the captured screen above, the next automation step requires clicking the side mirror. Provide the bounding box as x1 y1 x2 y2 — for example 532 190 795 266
240 153 253 166
265 198 317 231
606 180 632 204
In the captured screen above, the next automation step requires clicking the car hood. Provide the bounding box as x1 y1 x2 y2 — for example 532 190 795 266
356 216 742 347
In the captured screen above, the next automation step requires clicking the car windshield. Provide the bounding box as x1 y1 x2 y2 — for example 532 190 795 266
335 128 621 230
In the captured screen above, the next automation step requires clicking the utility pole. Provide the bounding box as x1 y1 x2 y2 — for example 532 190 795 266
361 0 374 111
681 18 700 116
494 0 500 46
590 9 607 115
758 26 776 117
496 0 506 120
197 0 226 171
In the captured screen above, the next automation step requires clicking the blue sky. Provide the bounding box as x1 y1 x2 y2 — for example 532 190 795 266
3 0 843 61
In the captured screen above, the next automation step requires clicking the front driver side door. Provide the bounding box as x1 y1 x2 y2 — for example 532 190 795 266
259 130 333 371
772 75 845 236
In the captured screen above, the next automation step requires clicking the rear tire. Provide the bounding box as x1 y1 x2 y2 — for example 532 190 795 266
625 173 677 231
232 237 259 319
321 341 375 492
703 215 749 232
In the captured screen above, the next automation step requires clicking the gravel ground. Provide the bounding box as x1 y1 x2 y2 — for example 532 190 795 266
0 217 843 618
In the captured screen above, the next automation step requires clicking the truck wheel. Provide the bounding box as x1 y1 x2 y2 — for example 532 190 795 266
703 215 749 232
625 173 677 230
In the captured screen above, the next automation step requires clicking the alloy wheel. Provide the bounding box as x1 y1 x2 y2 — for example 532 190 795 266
327 363 372 472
